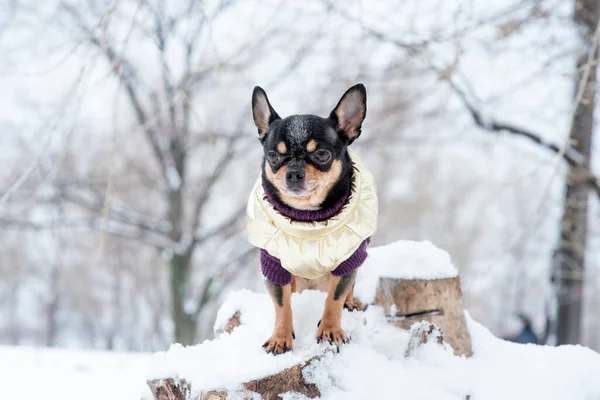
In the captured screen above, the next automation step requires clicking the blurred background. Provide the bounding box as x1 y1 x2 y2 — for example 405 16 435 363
0 0 599 353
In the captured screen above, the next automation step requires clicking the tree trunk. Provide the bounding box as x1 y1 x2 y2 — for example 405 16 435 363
170 252 197 345
551 0 598 345
167 135 199 345
45 262 60 347
45 202 65 347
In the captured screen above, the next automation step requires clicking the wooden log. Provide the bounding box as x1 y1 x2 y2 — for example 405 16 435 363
374 276 472 357
147 354 322 400
148 378 192 400
240 356 320 399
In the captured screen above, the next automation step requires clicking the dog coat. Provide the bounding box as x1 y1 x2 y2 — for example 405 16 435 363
246 149 378 281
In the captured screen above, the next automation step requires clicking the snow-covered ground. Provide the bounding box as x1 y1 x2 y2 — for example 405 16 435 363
146 242 600 399
147 290 600 400
0 345 152 400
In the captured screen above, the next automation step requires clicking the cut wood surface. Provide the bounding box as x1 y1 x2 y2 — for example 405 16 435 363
374 276 472 357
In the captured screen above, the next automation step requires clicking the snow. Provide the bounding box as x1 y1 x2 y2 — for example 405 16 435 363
0 345 151 400
405 321 448 355
149 290 350 390
354 240 458 303
147 289 600 400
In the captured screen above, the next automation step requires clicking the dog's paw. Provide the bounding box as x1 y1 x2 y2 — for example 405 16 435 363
344 297 368 312
316 321 350 350
262 331 294 355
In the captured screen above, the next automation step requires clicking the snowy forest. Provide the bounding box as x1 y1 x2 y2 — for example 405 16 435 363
1 0 599 359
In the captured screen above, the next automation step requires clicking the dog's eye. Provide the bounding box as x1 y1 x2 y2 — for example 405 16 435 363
267 151 281 164
313 149 332 163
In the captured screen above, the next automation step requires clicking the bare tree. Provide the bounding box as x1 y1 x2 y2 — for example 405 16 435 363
0 0 328 347
6 0 600 350
54 0 255 345
0 0 266 345
550 0 599 345
327 0 600 344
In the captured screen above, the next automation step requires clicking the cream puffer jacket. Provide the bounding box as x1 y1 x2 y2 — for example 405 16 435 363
246 149 378 280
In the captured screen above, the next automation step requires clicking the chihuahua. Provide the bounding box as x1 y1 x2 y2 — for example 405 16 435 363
246 84 378 354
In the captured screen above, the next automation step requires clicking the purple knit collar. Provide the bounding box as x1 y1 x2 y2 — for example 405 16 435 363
261 180 350 222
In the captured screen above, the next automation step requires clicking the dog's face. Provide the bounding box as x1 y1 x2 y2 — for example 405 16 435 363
252 84 367 210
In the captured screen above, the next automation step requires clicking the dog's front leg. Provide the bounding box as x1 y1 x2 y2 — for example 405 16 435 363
343 282 368 312
263 281 294 355
316 271 356 348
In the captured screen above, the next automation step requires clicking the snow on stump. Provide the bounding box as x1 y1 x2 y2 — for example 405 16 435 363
146 241 477 399
216 241 472 357
146 290 345 400
144 270 600 399
355 240 473 357
404 321 445 357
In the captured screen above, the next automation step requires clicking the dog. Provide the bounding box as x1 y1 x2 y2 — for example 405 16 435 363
246 84 378 354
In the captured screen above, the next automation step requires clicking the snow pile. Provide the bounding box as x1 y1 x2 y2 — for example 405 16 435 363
354 240 458 303
149 289 361 390
146 290 600 400
0 346 151 400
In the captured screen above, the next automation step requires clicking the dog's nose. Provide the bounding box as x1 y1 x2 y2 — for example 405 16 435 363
285 169 305 184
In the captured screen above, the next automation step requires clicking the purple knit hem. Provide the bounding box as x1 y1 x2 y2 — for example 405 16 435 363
331 238 370 277
260 249 292 285
261 180 350 222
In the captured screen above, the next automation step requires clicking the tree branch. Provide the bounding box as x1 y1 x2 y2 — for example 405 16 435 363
60 3 170 185
193 243 256 318
194 204 246 245
0 216 175 249
326 2 600 199
151 0 177 133
448 80 600 198
56 184 171 235
190 137 241 236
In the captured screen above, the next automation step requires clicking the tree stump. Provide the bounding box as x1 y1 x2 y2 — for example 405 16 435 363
147 270 473 400
374 276 472 357
147 354 322 400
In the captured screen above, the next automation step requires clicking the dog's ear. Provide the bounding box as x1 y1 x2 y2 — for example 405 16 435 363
329 84 367 144
252 86 280 141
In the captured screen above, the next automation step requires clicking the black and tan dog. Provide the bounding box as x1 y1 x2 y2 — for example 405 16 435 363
246 84 378 354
